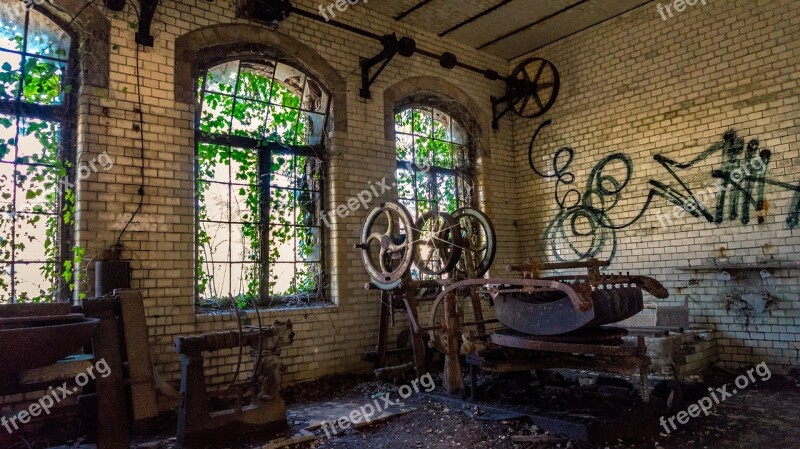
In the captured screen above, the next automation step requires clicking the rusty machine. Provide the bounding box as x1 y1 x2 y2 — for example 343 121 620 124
356 202 497 388
356 201 669 400
174 320 294 448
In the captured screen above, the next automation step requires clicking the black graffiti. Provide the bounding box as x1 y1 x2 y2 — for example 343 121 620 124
529 120 800 262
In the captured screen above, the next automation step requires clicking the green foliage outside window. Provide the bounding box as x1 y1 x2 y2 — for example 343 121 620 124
0 7 78 303
395 107 473 218
196 60 326 309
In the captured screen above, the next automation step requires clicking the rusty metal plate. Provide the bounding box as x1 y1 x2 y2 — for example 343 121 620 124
527 326 628 343
490 328 639 356
493 289 595 336
493 286 643 335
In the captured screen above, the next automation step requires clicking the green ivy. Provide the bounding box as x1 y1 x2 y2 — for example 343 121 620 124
0 15 80 303
196 63 322 307
394 108 469 215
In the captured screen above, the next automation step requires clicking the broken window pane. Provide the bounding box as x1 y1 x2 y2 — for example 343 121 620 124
0 5 71 303
196 59 329 308
394 107 475 216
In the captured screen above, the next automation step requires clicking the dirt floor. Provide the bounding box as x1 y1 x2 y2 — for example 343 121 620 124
131 367 800 449
286 371 800 449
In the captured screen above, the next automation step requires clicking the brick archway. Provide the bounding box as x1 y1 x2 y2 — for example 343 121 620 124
174 24 347 131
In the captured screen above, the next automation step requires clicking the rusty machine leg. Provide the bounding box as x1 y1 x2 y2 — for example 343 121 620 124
176 348 209 448
443 292 464 394
468 286 486 336
375 291 391 369
83 298 131 449
403 284 428 377
637 335 650 403
464 255 486 336
174 321 294 448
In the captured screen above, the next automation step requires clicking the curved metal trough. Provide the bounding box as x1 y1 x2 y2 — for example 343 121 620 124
428 272 666 337
493 286 644 335
0 313 99 382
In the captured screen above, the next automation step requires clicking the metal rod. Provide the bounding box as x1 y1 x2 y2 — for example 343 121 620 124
290 5 506 80
365 278 456 290
461 319 499 327
415 48 489 76
422 313 499 332
506 259 611 272
456 61 490 76
290 6 384 41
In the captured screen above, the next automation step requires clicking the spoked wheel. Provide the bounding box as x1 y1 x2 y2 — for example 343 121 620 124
453 207 497 277
426 208 497 351
425 287 494 353
412 211 464 276
358 201 415 290
509 58 560 119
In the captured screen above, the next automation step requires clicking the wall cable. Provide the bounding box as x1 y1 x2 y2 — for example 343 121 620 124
65 0 99 27
115 0 146 249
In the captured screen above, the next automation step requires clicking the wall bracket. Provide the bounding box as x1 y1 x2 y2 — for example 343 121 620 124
360 33 416 100
491 57 560 129
135 0 160 47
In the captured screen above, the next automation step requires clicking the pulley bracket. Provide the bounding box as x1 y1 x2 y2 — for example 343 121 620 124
135 0 160 47
491 57 560 129
360 34 417 99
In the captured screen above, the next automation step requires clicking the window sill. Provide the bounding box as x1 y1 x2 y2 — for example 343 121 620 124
194 302 338 322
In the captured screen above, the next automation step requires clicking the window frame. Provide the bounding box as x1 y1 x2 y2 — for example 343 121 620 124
0 5 78 303
394 106 476 217
193 57 331 308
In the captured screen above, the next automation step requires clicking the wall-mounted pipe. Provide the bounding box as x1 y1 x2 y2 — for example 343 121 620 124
289 5 508 82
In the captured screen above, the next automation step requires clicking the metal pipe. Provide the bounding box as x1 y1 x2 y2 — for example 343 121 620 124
290 6 384 41
461 319 499 327
290 6 506 80
506 259 611 272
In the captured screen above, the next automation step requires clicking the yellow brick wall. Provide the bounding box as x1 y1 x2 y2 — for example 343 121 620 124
511 0 800 372
8 0 796 417
63 0 523 409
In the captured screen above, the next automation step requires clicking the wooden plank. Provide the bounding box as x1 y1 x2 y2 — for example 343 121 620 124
83 298 130 449
490 332 641 356
0 302 70 317
117 289 159 420
402 284 428 377
475 355 647 376
443 293 464 394
263 433 317 449
18 355 93 384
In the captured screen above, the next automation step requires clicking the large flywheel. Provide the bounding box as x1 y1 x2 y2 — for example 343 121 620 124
357 201 415 290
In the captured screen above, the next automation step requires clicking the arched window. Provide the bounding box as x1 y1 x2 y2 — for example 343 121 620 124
0 3 74 303
394 107 475 218
195 59 330 308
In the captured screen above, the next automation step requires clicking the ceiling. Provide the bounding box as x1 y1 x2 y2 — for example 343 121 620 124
362 0 653 60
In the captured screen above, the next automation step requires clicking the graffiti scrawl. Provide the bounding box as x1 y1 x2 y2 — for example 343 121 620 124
529 120 800 263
